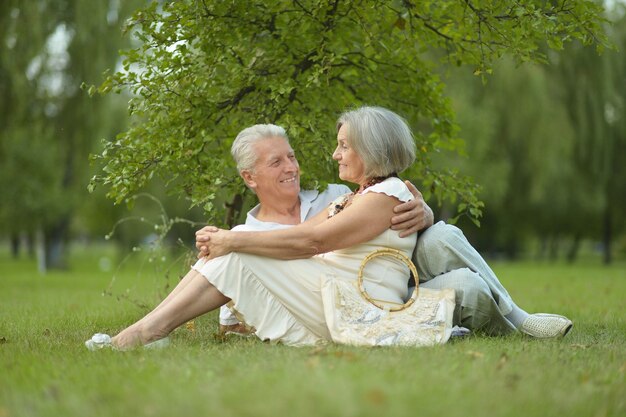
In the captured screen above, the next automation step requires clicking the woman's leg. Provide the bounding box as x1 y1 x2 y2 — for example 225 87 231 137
112 268 202 337
112 271 230 349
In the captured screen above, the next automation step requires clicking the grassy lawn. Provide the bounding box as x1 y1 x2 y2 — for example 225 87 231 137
1 247 625 417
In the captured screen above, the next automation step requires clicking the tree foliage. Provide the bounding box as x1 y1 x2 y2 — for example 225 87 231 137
89 0 608 226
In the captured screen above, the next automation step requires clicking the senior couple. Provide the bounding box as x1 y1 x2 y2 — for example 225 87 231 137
86 106 572 350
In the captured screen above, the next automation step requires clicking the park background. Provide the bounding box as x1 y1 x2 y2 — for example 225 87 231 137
1 1 625 417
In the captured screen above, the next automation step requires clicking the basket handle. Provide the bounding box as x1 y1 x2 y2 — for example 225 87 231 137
357 248 419 312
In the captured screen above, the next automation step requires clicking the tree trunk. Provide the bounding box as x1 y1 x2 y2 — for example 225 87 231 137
224 193 244 229
10 233 20 258
566 234 581 263
26 231 35 258
535 236 548 261
44 216 70 270
505 238 519 260
36 228 46 274
603 207 612 265
548 235 559 261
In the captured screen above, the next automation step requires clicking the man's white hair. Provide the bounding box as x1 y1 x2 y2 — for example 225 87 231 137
231 124 289 173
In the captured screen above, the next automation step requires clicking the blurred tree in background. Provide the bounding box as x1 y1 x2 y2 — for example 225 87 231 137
443 59 576 259
442 4 626 263
553 8 626 264
0 0 142 270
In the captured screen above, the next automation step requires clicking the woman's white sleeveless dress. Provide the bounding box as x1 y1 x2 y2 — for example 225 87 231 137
193 177 416 346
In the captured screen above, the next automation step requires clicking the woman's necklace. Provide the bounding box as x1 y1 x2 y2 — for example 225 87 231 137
328 174 397 218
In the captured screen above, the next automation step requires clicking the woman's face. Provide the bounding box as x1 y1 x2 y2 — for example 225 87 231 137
333 124 366 186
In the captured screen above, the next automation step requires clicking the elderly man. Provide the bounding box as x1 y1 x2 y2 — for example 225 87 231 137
198 124 572 339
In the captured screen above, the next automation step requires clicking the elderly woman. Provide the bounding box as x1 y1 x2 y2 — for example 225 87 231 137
90 106 421 348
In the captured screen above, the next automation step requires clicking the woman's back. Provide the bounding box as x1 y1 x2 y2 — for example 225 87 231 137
319 177 417 305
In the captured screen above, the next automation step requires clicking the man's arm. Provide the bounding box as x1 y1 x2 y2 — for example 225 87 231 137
390 181 434 237
196 206 330 257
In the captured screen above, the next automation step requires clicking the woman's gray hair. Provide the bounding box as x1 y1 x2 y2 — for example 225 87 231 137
336 106 416 178
231 124 289 173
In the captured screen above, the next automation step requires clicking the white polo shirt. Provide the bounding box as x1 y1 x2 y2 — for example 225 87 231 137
234 184 351 231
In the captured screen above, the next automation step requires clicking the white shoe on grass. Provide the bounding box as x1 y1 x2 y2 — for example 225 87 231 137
85 333 114 351
520 313 573 338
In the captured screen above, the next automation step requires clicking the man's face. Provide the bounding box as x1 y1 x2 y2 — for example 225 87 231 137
245 137 300 202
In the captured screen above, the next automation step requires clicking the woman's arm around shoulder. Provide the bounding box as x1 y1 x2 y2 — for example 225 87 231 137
205 191 401 260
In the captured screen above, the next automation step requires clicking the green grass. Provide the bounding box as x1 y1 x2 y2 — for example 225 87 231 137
1 248 625 417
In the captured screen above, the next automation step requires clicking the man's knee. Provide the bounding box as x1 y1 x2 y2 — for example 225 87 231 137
417 221 463 253
416 222 466 277
453 271 503 332
457 271 491 307
455 270 513 335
